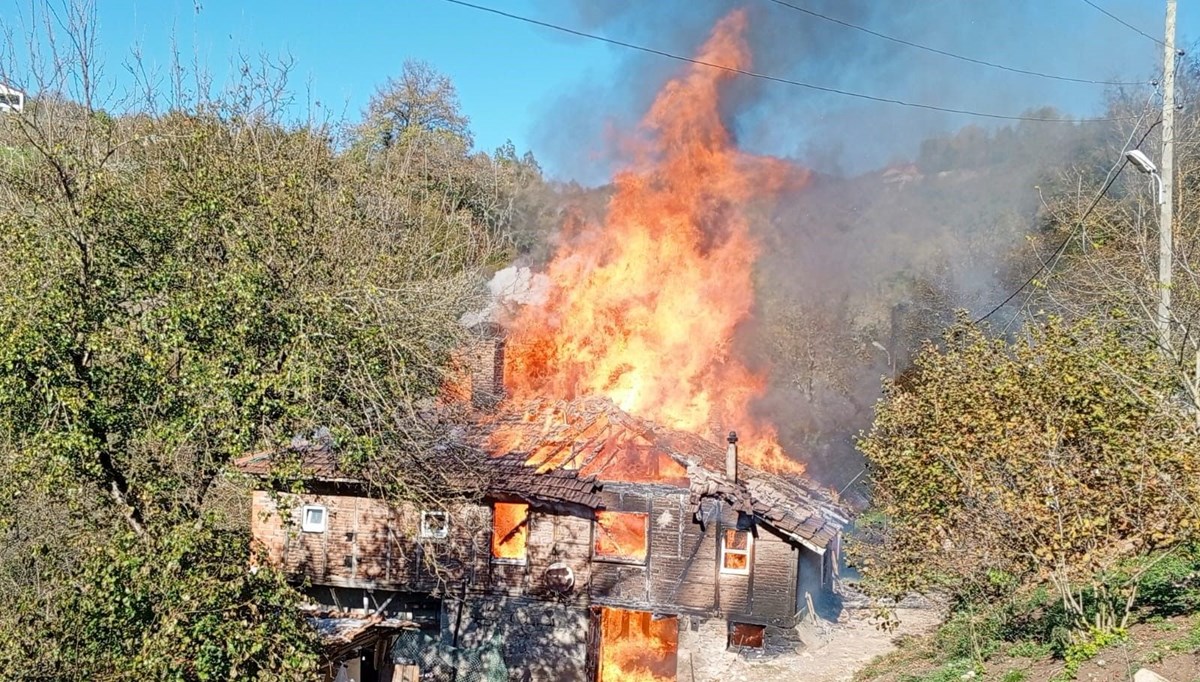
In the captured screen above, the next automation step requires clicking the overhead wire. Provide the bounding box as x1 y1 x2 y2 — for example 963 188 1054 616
1079 0 1167 48
763 0 1146 87
975 115 1162 326
437 0 1139 124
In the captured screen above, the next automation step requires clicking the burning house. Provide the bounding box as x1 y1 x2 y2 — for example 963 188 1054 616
236 331 849 681
238 8 855 680
236 407 848 682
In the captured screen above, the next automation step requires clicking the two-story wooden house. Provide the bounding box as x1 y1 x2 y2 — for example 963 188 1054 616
237 400 846 681
235 335 849 682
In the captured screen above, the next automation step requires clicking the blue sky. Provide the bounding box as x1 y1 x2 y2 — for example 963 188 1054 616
4 1 1196 181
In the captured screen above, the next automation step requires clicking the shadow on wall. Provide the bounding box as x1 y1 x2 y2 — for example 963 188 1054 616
393 596 588 682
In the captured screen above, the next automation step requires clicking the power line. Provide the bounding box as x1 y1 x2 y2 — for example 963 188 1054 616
976 120 1162 325
764 0 1145 87
437 0 1137 124
1080 0 1166 47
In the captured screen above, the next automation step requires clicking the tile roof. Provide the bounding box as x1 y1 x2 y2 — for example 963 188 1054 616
479 396 850 551
232 440 604 509
232 397 849 550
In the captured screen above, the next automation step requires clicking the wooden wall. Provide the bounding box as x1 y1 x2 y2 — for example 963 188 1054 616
250 485 811 626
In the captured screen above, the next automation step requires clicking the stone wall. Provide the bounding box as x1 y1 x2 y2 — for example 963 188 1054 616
446 595 589 682
676 614 806 682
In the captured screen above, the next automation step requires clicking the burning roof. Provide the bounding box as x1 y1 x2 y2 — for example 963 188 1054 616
232 437 604 509
480 396 849 551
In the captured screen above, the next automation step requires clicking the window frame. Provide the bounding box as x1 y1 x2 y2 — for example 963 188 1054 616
592 510 650 565
490 501 530 565
728 621 765 649
419 510 450 540
719 528 753 575
300 504 328 534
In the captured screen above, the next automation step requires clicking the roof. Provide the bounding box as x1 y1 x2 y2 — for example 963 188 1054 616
231 434 604 509
232 398 849 550
479 396 850 552
311 615 416 662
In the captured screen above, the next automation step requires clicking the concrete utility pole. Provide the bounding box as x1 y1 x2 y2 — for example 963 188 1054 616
1159 0 1176 352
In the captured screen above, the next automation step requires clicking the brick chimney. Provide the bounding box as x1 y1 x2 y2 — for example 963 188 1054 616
466 322 506 410
725 431 738 482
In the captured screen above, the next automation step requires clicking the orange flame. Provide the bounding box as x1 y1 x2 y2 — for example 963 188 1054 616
505 9 806 474
594 511 649 562
597 608 678 682
491 502 529 561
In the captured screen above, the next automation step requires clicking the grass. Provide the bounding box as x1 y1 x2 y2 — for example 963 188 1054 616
1005 640 1052 658
896 658 975 682
855 545 1200 681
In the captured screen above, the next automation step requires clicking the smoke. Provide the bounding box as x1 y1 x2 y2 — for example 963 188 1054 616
532 0 1160 181
522 0 1165 489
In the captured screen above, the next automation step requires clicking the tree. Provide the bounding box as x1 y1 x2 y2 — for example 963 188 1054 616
358 59 471 149
0 2 511 676
854 316 1200 637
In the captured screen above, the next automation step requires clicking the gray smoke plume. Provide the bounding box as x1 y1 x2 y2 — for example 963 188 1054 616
525 0 1167 489
533 0 1162 181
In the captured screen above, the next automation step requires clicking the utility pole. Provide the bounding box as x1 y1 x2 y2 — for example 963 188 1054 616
1159 0 1176 352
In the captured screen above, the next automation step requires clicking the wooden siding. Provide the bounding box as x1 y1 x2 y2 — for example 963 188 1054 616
250 484 810 625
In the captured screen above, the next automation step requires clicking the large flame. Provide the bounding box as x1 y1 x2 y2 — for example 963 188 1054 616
505 10 807 473
597 608 678 682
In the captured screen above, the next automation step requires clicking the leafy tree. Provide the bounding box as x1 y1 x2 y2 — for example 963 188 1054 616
0 3 531 676
854 316 1200 637
357 59 471 149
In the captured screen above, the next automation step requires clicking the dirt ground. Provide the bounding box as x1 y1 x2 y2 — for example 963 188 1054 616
986 615 1200 682
857 612 1200 682
681 608 943 682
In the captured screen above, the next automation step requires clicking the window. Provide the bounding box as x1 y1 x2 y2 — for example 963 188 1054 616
420 510 449 539
301 505 327 533
728 622 765 649
720 529 752 575
491 502 529 563
593 511 649 563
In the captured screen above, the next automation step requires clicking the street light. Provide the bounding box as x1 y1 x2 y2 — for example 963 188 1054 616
1126 147 1171 352
1126 149 1164 205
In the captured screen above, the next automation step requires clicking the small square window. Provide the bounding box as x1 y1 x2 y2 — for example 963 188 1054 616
301 505 327 533
420 511 449 539
720 529 752 575
728 622 765 649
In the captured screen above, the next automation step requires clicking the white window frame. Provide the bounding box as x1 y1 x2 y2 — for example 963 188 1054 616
300 504 328 533
420 510 450 539
720 528 753 575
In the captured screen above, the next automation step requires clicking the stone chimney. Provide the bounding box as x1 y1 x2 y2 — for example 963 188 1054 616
466 322 506 410
725 431 738 482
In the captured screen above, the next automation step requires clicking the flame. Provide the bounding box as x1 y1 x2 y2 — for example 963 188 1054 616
491 502 528 560
505 9 807 474
597 608 678 682
594 511 649 562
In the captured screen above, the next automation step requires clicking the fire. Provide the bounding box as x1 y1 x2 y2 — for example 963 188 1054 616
594 511 649 562
504 9 807 474
597 608 678 682
491 502 529 561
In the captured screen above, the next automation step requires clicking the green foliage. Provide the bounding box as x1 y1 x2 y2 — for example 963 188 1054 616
0 16 544 677
17 522 319 680
1057 627 1126 680
897 658 977 682
1006 641 1053 659
853 315 1200 636
1117 543 1200 617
